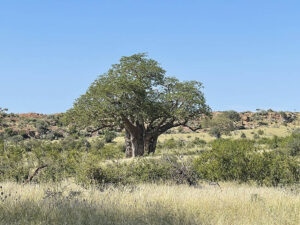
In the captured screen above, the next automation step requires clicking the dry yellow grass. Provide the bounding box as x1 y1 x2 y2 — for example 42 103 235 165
113 123 300 145
0 181 299 225
158 124 300 142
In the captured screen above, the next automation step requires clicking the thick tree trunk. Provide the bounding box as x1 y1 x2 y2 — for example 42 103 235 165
144 134 158 155
125 129 133 157
131 135 144 157
124 129 145 157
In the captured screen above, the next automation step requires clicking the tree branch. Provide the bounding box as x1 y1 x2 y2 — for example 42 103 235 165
183 124 202 132
121 114 137 135
24 165 48 184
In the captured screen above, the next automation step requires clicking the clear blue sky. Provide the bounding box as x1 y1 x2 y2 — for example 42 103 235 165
1 0 299 114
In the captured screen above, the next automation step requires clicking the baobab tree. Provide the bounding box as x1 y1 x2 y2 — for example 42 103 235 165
66 53 211 157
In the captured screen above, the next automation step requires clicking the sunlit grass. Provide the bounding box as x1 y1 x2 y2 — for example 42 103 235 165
0 181 299 225
114 123 300 146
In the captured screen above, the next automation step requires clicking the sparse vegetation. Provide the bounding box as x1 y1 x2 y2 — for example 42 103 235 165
0 73 300 224
0 181 299 225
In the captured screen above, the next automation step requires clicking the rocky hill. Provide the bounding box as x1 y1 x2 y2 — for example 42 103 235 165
0 110 299 141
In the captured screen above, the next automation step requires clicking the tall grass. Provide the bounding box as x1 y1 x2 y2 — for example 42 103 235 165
0 181 299 225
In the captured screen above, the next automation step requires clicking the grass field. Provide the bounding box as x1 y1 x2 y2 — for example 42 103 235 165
0 181 299 225
1 117 299 224
114 124 300 144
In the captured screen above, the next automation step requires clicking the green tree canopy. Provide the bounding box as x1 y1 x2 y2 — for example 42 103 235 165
67 53 211 157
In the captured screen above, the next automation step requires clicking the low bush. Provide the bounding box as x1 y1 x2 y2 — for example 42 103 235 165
96 143 124 160
191 137 206 146
159 138 186 149
103 130 117 143
193 139 299 186
240 133 246 138
82 156 198 186
0 138 125 183
286 134 300 156
257 129 264 135
158 137 206 150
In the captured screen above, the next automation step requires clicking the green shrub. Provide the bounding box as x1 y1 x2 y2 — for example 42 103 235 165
91 138 105 150
209 126 221 139
160 138 185 149
83 156 197 186
248 151 299 186
8 135 24 143
240 133 246 138
193 139 299 186
222 110 241 122
287 134 300 156
103 130 117 143
44 131 64 140
4 128 17 137
60 137 91 152
97 144 124 160
87 158 173 185
35 120 49 135
0 138 105 183
192 137 206 146
257 129 264 135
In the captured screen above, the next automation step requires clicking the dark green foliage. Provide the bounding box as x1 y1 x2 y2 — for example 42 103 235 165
258 134 300 156
0 138 124 183
159 138 186 149
157 137 206 150
248 151 299 186
44 131 64 140
240 133 246 138
90 158 173 185
253 110 268 121
84 156 197 185
46 114 65 127
287 134 300 156
279 111 296 123
60 137 91 152
267 135 280 149
222 110 241 122
193 139 300 186
95 144 124 160
103 130 117 143
192 137 206 146
35 120 49 135
91 138 105 150
208 126 221 139
4 128 17 137
258 121 268 126
19 130 30 139
66 53 210 156
9 135 24 143
0 128 299 187
208 113 237 138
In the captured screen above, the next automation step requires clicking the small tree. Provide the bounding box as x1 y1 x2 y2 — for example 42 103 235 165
209 126 221 139
0 107 8 126
240 133 246 138
35 120 49 136
208 114 235 138
222 110 241 122
66 53 211 157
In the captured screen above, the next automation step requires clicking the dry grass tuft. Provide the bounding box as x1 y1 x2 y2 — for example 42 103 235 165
0 181 299 225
